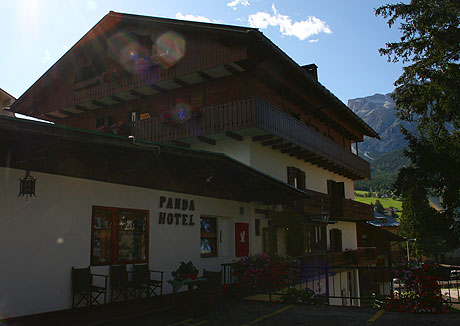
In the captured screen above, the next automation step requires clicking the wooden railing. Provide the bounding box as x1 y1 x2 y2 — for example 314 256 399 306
302 189 331 216
300 189 373 221
131 97 370 178
328 247 377 266
342 198 374 221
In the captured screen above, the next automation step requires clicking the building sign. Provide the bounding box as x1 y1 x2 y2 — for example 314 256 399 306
140 113 150 120
158 196 195 226
235 223 249 257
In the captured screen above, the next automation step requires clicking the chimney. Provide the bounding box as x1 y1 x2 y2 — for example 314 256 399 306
302 64 318 81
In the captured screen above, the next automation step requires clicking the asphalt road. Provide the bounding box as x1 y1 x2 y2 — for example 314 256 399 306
102 300 460 326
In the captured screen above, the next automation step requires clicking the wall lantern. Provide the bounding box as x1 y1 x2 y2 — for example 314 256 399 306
320 209 330 224
18 171 36 200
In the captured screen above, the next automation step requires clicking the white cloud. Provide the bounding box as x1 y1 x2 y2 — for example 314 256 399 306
62 45 71 52
175 12 218 23
42 50 51 63
248 4 332 41
227 0 250 10
308 39 319 43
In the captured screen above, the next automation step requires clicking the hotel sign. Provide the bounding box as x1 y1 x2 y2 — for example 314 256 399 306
158 196 195 226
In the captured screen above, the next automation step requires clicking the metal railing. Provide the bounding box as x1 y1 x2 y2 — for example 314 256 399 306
221 256 460 307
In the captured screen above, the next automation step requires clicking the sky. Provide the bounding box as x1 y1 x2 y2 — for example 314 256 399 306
0 0 404 105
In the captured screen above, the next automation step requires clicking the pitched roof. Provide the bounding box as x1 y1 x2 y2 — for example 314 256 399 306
10 11 378 139
368 211 400 227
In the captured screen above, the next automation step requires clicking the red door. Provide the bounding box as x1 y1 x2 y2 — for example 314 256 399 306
235 223 249 257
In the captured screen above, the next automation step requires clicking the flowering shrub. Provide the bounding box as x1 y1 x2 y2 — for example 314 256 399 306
230 253 299 296
281 287 327 306
386 261 449 313
96 121 131 136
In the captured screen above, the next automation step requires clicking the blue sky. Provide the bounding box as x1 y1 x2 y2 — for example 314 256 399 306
0 0 404 104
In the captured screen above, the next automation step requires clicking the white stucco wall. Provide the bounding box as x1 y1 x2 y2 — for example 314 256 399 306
249 141 355 199
193 136 355 199
0 167 266 317
327 221 358 251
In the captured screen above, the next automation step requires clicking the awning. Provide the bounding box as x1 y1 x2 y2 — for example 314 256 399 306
0 115 307 204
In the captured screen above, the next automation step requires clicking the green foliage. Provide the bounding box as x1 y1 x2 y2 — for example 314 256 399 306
281 287 327 306
355 149 409 193
374 200 385 214
396 167 459 256
376 0 460 255
171 261 198 280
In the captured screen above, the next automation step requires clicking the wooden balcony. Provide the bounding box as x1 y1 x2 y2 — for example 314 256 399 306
301 189 373 222
131 97 370 179
328 247 377 267
342 198 374 221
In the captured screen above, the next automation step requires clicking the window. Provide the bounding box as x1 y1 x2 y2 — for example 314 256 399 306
304 225 326 253
91 206 149 265
287 166 306 190
200 217 217 258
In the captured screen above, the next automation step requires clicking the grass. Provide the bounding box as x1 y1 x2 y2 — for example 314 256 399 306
354 190 403 215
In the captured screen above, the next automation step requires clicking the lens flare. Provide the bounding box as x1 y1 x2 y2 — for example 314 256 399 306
152 31 186 69
106 30 154 75
173 102 191 122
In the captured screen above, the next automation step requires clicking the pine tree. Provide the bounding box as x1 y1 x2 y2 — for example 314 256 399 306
376 0 460 256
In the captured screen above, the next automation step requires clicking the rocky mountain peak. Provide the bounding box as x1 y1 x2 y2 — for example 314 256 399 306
348 93 415 154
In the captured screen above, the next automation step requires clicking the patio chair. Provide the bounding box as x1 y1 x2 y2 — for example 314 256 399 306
128 263 164 298
110 264 129 303
71 267 108 308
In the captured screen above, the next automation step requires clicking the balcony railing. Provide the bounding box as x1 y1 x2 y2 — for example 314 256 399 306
328 247 377 266
131 97 370 178
301 189 373 221
342 198 374 221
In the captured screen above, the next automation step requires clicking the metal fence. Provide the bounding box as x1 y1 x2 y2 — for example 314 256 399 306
221 256 460 307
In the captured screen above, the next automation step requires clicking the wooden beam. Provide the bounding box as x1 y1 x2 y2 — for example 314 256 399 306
197 136 216 145
43 114 60 120
272 143 292 150
111 95 126 103
198 71 215 82
223 64 240 75
253 134 273 142
262 139 283 146
59 109 78 117
130 90 146 99
150 84 167 93
173 140 191 148
173 78 190 89
74 105 92 113
225 131 243 141
92 100 107 108
281 146 302 154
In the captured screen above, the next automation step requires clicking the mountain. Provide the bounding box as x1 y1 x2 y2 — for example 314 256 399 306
354 148 410 192
348 93 415 154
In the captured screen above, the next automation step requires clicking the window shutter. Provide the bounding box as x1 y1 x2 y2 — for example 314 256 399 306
287 166 295 186
299 171 306 190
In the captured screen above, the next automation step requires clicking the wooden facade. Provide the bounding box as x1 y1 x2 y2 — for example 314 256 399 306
10 12 377 244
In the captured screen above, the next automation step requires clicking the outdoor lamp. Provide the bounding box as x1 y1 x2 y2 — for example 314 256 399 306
18 170 36 200
321 209 330 224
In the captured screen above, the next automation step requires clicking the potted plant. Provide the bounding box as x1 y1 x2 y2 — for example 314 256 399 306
171 261 199 281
